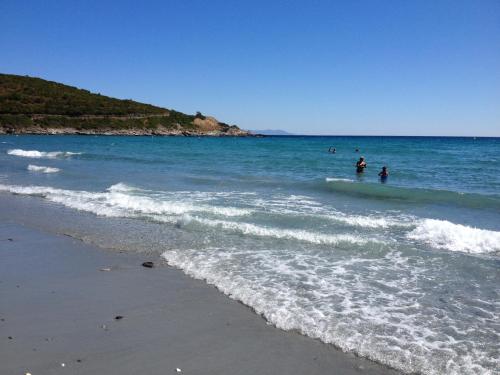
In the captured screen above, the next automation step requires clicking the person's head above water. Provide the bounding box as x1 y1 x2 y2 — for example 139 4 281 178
379 166 389 178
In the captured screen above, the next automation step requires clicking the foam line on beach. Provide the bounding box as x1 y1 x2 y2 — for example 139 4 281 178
162 248 499 375
180 215 375 246
0 182 499 254
0 183 253 218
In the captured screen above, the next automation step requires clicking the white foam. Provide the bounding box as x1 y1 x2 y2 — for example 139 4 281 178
162 248 498 375
408 219 500 254
326 177 354 182
183 216 373 246
2 182 498 255
0 183 252 220
27 165 61 173
107 182 141 193
334 214 411 229
251 195 411 229
7 149 81 159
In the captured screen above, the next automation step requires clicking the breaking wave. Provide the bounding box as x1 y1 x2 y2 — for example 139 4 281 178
180 215 374 246
325 177 355 183
0 182 498 254
7 149 81 159
27 165 61 173
408 219 500 254
0 183 252 219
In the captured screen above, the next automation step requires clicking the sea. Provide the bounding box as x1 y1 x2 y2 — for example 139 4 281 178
0 135 499 375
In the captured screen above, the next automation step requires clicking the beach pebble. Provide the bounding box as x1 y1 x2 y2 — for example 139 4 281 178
142 261 154 268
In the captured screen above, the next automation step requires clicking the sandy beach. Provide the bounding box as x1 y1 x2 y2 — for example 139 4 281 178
0 202 398 375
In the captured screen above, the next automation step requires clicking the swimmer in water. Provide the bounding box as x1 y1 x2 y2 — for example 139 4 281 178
378 166 389 181
328 147 336 153
355 148 359 152
356 157 367 173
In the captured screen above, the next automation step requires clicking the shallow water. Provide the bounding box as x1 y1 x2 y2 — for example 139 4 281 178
1 135 499 374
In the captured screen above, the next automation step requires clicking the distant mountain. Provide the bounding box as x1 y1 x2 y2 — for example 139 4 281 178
0 73 249 136
250 129 295 135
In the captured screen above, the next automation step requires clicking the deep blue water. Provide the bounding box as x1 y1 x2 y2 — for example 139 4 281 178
1 135 499 375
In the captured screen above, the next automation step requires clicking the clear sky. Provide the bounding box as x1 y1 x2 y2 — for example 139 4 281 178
1 0 499 136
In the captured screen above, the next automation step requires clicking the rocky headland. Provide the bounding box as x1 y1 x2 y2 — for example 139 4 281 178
0 74 252 136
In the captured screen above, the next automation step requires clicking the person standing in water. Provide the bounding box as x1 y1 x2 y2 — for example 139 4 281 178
356 157 367 173
378 166 389 182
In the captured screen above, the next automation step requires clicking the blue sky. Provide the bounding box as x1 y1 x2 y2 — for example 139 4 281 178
1 0 499 136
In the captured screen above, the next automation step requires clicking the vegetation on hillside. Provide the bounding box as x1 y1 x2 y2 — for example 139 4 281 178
0 74 168 116
0 74 241 134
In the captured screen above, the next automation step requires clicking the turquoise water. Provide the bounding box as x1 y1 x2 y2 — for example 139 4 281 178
1 135 499 374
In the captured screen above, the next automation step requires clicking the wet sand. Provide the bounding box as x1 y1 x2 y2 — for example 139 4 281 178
0 215 398 374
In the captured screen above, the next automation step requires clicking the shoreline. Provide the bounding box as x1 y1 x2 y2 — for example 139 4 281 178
0 196 398 375
0 128 254 137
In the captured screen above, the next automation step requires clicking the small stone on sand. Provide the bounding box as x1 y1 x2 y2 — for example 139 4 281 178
142 261 154 268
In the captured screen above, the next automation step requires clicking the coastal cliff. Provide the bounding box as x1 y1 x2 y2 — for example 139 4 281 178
0 74 250 136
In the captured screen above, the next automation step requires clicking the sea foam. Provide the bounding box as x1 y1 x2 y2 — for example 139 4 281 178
408 219 500 254
27 165 61 173
162 248 499 375
0 183 252 220
0 182 498 254
181 215 373 246
7 149 81 159
325 177 354 183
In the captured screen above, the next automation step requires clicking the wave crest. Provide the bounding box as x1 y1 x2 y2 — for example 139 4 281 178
0 182 498 255
27 165 61 173
7 149 81 159
408 219 500 254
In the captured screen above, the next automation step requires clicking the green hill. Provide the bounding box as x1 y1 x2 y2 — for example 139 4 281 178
0 73 248 136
